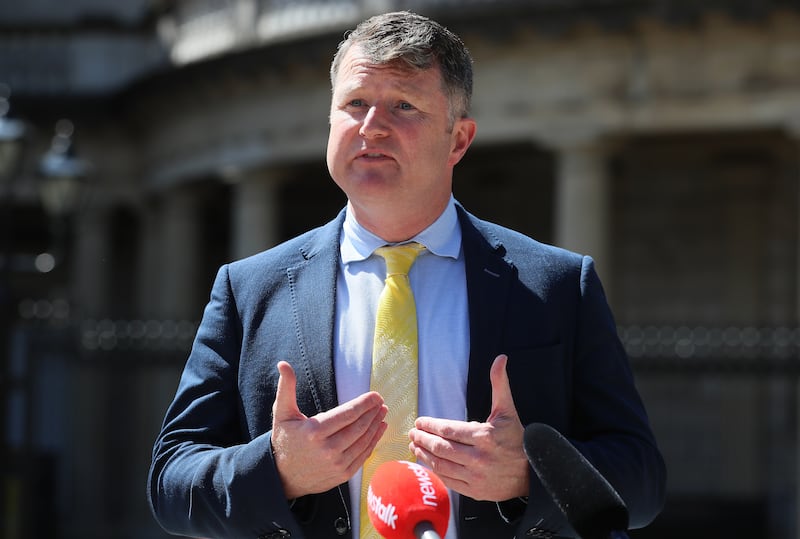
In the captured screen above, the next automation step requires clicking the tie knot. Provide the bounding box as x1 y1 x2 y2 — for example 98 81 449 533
375 242 425 276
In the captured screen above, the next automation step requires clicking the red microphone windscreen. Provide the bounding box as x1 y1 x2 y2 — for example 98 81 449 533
367 460 450 539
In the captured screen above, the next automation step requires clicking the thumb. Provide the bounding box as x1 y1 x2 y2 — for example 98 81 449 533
487 354 520 423
273 361 305 422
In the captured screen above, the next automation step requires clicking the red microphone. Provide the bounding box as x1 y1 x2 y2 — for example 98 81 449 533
366 460 450 539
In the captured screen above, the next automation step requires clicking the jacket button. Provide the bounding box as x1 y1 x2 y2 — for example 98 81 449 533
334 517 348 535
525 528 553 538
259 530 291 539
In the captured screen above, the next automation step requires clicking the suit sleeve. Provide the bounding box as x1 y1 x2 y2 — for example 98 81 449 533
518 256 666 537
570 256 666 526
146 265 302 539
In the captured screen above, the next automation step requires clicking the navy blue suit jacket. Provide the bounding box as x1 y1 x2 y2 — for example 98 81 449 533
148 205 666 539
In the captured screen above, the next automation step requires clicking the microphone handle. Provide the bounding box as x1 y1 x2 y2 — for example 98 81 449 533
414 521 442 539
609 531 630 539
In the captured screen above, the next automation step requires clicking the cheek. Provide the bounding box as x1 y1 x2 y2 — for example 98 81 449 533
327 115 355 142
325 130 334 162
325 135 341 180
326 123 346 165
417 136 458 169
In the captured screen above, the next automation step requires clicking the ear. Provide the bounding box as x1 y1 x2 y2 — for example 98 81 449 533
447 117 477 167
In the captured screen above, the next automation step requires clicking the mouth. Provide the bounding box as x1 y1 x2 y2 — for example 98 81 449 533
356 149 393 161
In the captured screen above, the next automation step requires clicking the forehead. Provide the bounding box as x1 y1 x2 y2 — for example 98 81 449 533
333 46 444 94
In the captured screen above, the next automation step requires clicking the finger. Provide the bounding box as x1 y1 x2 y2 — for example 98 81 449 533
414 416 476 446
326 401 388 457
410 441 472 492
409 442 469 481
322 402 388 479
408 429 471 466
344 419 389 476
488 354 519 423
409 425 473 466
312 392 386 438
273 361 304 421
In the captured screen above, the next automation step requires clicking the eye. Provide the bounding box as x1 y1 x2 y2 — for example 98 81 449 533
348 98 366 107
398 102 414 111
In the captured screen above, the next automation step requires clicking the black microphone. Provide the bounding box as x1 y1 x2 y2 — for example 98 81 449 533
523 423 630 539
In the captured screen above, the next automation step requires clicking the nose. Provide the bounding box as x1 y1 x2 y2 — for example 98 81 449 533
358 105 389 138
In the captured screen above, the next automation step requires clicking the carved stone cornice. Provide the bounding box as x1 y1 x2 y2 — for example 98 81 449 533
470 10 800 145
124 40 334 190
125 7 800 191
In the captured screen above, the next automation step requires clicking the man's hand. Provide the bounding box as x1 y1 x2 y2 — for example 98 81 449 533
408 354 529 501
271 361 388 499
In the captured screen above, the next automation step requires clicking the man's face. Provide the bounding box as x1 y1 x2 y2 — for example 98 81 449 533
326 45 476 240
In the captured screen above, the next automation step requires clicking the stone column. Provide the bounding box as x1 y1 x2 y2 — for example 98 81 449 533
791 122 800 328
64 359 112 536
71 208 112 318
230 168 284 260
135 199 163 319
130 184 208 535
63 207 114 535
788 121 800 539
544 132 617 300
158 184 204 321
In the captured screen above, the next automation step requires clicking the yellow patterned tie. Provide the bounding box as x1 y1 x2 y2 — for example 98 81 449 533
360 242 425 539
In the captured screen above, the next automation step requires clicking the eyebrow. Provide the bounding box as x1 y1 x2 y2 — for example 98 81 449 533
336 76 431 100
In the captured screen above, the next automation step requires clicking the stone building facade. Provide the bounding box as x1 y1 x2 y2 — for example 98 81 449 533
2 0 800 537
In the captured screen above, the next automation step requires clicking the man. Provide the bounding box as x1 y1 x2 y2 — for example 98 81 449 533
148 11 666 539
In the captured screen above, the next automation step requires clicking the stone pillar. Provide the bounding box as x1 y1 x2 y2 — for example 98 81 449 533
788 122 800 539
230 169 284 259
791 122 800 328
545 132 616 300
135 199 163 319
159 184 204 320
63 207 114 535
130 184 208 535
64 360 112 536
71 208 112 318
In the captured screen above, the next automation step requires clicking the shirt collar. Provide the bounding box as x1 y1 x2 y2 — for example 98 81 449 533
340 196 462 265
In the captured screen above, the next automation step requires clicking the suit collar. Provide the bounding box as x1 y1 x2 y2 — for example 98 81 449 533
298 208 346 261
340 197 462 263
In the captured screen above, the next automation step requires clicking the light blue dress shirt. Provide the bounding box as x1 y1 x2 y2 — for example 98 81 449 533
335 196 469 539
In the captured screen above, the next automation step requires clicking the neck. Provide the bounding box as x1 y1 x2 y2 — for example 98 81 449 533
348 198 450 243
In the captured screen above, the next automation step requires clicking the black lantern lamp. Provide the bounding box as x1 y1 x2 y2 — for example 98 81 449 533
38 119 91 219
0 84 27 535
0 84 27 274
0 84 26 191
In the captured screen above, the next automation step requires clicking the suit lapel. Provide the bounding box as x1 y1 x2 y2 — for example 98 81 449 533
286 212 344 414
282 206 514 421
457 206 515 422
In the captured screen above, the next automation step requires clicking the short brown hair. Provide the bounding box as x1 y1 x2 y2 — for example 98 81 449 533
330 11 473 125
